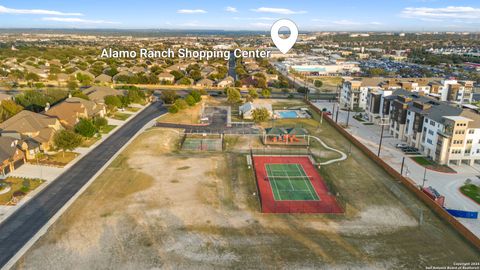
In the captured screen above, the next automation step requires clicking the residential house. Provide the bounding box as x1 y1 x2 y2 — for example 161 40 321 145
195 78 214 87
44 101 88 129
95 74 113 84
66 97 106 118
158 72 175 83
239 101 273 120
0 137 26 175
0 110 62 152
217 76 234 87
83 86 123 103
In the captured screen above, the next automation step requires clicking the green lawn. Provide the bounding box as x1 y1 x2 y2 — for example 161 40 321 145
126 107 141 112
460 184 480 204
81 136 100 147
100 125 117 134
0 177 45 205
412 156 434 166
112 112 131 121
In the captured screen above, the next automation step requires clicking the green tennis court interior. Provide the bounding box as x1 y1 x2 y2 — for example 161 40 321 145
265 163 320 201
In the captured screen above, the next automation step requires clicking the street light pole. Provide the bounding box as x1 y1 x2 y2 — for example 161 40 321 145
422 167 427 188
400 156 405 175
346 109 351 128
378 123 385 156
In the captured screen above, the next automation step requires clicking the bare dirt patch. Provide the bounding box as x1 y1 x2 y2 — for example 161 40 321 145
14 126 479 270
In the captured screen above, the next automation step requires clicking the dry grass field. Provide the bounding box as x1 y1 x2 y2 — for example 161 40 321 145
13 102 479 270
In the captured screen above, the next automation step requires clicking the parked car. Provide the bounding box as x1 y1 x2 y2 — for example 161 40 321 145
396 143 408 149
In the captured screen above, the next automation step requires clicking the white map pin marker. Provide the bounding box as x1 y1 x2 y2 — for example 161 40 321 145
270 19 298 54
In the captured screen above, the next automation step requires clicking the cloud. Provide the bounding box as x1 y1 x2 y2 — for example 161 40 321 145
225 6 237 13
177 9 207 14
233 17 276 21
401 6 480 20
251 7 306 15
0 5 82 16
42 17 118 24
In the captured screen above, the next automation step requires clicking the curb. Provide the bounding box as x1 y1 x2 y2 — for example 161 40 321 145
1 104 157 270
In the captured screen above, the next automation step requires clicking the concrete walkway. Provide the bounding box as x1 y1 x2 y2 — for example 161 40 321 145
313 101 480 237
309 135 347 165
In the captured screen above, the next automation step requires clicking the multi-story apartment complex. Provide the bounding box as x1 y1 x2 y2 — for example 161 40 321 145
341 77 474 111
372 89 480 165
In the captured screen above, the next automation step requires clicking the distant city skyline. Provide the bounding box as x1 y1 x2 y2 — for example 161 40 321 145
0 0 479 31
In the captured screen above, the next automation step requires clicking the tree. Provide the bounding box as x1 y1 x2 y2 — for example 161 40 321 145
185 95 196 106
74 118 97 138
189 70 202 81
161 90 177 104
190 90 202 102
168 104 179 113
93 117 108 129
54 130 83 156
177 77 192 85
104 95 122 109
261 88 271 98
170 70 184 81
67 77 78 91
0 100 23 122
251 108 270 123
174 99 188 110
76 73 92 86
226 88 241 104
71 90 90 100
314 80 323 88
248 89 259 99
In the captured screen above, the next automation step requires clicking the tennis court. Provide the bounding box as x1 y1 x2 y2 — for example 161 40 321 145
252 155 343 213
265 164 319 201
181 134 223 151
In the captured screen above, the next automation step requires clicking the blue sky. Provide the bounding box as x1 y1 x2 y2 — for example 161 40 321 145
0 0 479 31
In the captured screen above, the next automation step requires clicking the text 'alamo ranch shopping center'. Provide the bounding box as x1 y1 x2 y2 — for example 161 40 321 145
100 48 272 60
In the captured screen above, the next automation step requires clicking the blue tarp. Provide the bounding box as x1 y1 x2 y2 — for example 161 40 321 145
445 208 478 219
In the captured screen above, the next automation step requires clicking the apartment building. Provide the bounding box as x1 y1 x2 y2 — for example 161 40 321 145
343 77 474 111
341 77 433 110
379 89 480 165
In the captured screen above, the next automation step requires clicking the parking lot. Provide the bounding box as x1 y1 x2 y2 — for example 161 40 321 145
314 101 480 237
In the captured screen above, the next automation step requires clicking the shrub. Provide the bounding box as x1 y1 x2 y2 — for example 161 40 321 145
94 117 108 128
168 104 179 113
190 90 202 102
185 95 196 106
74 118 97 138
174 99 188 110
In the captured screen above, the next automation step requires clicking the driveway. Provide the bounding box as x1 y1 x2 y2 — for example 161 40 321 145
0 101 167 268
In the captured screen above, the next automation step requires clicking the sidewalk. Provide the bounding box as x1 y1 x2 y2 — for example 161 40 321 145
0 103 149 223
313 101 480 237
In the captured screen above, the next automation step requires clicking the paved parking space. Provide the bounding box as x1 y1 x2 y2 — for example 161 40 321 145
314 101 480 237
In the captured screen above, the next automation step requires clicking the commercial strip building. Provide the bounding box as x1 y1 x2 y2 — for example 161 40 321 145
364 89 480 166
340 77 475 111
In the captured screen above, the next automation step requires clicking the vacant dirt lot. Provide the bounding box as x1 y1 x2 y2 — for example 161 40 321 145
14 122 479 269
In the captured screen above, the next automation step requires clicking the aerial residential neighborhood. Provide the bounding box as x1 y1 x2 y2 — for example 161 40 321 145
0 1 478 270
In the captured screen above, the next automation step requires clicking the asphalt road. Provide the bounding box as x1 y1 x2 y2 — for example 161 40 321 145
0 101 167 268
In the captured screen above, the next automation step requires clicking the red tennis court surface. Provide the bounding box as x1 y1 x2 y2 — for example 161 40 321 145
252 156 343 214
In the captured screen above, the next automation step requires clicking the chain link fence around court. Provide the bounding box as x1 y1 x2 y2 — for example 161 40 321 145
180 133 224 152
